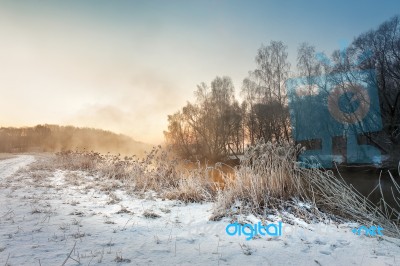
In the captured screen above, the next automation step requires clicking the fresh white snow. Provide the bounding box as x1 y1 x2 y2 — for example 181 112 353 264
0 155 399 266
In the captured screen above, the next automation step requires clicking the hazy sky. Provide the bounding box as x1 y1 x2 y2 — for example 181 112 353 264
0 0 399 144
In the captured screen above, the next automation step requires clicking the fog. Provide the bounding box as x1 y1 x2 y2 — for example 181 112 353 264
0 13 189 144
0 1 397 144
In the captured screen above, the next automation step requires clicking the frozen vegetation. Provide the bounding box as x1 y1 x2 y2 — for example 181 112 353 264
0 148 399 265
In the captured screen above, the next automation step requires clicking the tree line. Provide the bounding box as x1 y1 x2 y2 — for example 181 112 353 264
164 15 400 166
0 124 150 156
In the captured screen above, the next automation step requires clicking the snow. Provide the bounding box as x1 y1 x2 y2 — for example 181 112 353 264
0 155 399 266
0 155 35 180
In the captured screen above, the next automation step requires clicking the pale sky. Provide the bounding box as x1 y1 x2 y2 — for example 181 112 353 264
0 0 399 144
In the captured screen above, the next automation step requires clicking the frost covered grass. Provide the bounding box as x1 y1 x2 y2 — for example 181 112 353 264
213 142 400 238
2 154 400 265
38 143 400 238
43 147 217 203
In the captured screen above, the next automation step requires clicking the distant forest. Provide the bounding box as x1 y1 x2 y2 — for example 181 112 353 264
0 124 151 156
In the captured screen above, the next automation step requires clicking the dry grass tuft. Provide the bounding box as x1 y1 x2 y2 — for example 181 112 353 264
212 140 400 238
44 147 218 203
142 210 161 219
215 142 306 211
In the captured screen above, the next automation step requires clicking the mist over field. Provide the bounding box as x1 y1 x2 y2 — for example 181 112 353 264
1 0 398 145
0 125 152 156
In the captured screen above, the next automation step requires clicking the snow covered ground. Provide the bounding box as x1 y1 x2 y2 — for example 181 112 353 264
0 155 399 266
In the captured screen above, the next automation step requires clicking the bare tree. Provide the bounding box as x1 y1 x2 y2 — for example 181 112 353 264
165 76 243 162
241 41 291 143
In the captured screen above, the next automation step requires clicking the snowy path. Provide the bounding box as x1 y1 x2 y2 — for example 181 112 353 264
0 155 35 179
0 155 399 265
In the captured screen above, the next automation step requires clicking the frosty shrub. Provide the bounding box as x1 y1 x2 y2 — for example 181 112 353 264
212 140 400 237
50 146 217 202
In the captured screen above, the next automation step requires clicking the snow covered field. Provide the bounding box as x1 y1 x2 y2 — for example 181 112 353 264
0 155 399 266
